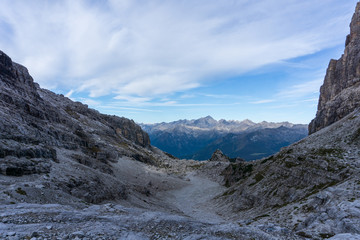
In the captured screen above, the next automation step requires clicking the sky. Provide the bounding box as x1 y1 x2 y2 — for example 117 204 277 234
0 0 358 124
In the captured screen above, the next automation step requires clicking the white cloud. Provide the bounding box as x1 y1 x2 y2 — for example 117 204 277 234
101 106 162 113
65 89 74 98
277 79 323 99
76 97 101 106
113 95 152 103
0 0 356 99
250 99 276 104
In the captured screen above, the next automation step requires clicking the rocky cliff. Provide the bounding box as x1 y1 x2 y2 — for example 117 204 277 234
0 50 165 203
309 2 360 134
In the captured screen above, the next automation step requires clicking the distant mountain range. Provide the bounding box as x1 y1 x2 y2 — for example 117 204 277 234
140 116 308 160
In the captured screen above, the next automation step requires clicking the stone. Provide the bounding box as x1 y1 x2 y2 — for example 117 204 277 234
309 2 360 134
70 231 85 238
6 232 16 236
209 149 230 162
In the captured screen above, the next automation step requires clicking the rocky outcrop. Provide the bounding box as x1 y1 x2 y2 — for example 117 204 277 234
209 149 230 162
309 2 360 134
0 50 150 159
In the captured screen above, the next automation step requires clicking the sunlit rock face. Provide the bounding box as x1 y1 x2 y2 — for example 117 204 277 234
309 2 360 134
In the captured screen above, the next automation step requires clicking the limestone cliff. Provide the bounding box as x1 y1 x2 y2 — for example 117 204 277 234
309 2 360 134
0 50 156 203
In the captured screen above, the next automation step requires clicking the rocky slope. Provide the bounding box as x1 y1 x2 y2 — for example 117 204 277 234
141 116 307 160
217 110 360 238
216 3 360 238
309 2 360 134
0 49 172 204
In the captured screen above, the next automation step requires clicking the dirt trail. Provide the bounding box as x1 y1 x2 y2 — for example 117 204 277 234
160 171 226 224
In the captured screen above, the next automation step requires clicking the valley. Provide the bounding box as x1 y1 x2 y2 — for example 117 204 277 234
1 2 360 240
141 117 307 161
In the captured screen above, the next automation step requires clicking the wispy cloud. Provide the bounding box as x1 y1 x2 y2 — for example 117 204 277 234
65 89 74 98
250 99 276 104
0 0 355 99
277 79 323 99
101 106 162 113
113 95 152 103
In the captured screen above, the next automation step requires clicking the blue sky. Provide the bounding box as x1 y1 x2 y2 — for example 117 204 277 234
0 0 358 124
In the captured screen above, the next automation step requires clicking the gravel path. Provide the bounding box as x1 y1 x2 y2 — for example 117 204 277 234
160 171 226 224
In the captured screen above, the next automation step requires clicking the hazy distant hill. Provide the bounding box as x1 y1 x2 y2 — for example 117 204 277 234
140 116 308 160
192 125 308 160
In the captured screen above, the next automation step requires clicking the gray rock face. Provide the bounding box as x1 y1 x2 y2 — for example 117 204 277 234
309 2 360 134
0 50 150 154
0 50 154 203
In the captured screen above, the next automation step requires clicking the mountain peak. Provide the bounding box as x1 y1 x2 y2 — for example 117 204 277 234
198 115 215 121
242 119 255 125
193 116 218 127
347 1 360 46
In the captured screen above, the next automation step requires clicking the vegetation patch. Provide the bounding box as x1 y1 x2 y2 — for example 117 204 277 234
313 148 344 158
305 181 339 199
243 164 253 173
254 172 264 182
16 187 27 195
89 146 101 153
115 141 129 150
297 156 306 161
284 161 297 168
222 163 254 187
249 172 264 186
189 164 204 169
285 149 293 154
